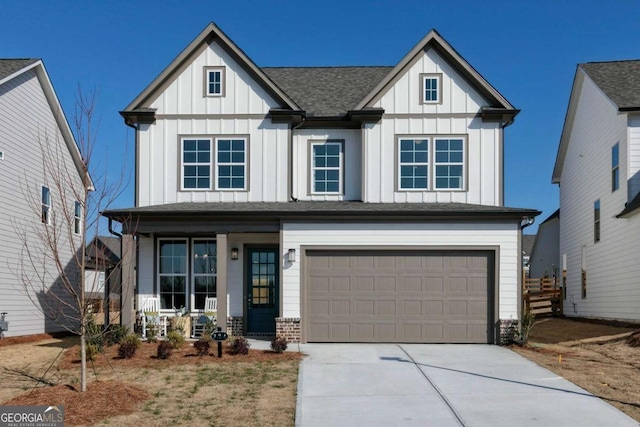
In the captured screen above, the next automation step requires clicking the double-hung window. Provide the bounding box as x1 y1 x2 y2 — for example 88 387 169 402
192 239 217 310
182 139 211 190
421 74 441 104
204 67 224 96
158 239 187 310
41 186 51 224
74 201 82 234
216 138 247 190
398 136 465 191
398 139 429 190
311 141 343 194
612 143 619 192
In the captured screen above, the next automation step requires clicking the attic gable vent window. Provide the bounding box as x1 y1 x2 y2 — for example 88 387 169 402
420 74 442 104
204 66 225 97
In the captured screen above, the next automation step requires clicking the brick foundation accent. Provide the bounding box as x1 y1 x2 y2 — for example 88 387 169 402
498 319 519 345
227 316 243 337
275 317 301 343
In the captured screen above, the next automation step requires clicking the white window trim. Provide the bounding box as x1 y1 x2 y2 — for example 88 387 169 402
434 138 465 190
214 137 248 191
157 238 189 312
73 200 82 235
191 238 217 311
204 66 225 97
180 137 213 191
41 186 51 225
397 138 429 191
420 73 442 104
310 141 344 195
396 135 467 192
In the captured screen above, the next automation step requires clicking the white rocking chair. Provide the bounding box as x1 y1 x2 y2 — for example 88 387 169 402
192 297 217 338
140 297 167 339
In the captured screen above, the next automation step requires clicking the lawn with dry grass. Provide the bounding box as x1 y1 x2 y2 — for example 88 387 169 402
512 317 640 422
0 336 302 426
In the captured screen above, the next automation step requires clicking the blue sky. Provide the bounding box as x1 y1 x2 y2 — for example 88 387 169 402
2 0 640 233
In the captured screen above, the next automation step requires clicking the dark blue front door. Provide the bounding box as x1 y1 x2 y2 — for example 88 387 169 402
247 248 278 334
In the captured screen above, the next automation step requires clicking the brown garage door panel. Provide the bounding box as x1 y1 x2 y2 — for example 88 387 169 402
305 250 492 343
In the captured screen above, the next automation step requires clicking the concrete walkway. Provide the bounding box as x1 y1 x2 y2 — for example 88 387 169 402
294 344 638 427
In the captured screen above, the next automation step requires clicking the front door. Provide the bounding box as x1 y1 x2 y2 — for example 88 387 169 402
246 248 279 334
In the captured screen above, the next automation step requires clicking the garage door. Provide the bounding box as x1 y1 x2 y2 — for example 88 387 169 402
305 250 492 343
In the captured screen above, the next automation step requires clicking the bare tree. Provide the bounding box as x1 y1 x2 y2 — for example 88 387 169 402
13 88 131 392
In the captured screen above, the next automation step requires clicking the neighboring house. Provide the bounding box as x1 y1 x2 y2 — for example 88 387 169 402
103 23 539 344
529 210 559 279
522 234 536 278
85 236 122 322
553 60 640 321
0 59 88 337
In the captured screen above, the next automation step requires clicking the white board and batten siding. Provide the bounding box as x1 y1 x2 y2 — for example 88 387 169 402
0 68 83 337
281 222 520 320
138 40 289 207
363 47 501 205
560 71 640 321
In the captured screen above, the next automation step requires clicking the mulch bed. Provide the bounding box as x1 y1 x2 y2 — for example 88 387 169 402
4 380 148 426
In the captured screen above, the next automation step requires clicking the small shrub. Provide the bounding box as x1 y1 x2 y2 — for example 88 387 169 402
193 339 210 356
157 341 172 359
270 336 288 354
118 342 138 359
166 331 185 349
105 324 129 346
122 333 141 349
227 336 250 355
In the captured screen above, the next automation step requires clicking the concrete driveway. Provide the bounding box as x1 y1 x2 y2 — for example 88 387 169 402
295 344 637 427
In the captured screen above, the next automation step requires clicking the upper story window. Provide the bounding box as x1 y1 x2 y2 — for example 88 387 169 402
182 139 211 190
594 199 601 243
397 136 465 191
216 138 247 190
74 201 82 235
204 67 225 97
612 143 619 192
434 138 464 190
420 74 442 104
311 141 343 194
41 186 51 224
399 139 429 190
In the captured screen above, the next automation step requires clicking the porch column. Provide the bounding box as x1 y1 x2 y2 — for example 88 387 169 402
120 234 135 331
217 233 228 332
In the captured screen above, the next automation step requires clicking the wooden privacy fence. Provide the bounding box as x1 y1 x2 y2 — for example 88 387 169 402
523 277 563 317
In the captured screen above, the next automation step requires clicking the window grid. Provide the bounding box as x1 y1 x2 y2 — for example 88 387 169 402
594 200 601 243
612 143 619 192
216 138 246 190
312 142 342 194
41 186 51 224
74 201 82 235
208 70 222 95
398 139 429 190
424 77 439 102
192 239 217 310
434 139 464 189
182 139 211 190
158 239 188 310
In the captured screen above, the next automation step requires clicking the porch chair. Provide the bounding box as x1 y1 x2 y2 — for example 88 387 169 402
141 297 168 339
192 297 217 338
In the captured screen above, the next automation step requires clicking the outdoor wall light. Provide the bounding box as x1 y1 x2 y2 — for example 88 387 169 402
231 248 239 260
288 248 296 263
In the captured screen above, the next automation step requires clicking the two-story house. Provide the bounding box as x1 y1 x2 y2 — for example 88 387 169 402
0 59 87 337
104 23 539 344
553 60 640 322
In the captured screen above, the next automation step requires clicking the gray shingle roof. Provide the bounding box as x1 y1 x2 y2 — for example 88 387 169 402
104 201 539 219
262 67 392 117
0 59 39 81
581 61 640 110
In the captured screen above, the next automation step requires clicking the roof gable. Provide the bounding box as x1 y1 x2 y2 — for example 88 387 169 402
354 29 515 112
123 23 299 113
0 59 91 189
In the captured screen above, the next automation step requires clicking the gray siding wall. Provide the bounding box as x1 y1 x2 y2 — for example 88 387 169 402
0 69 83 337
